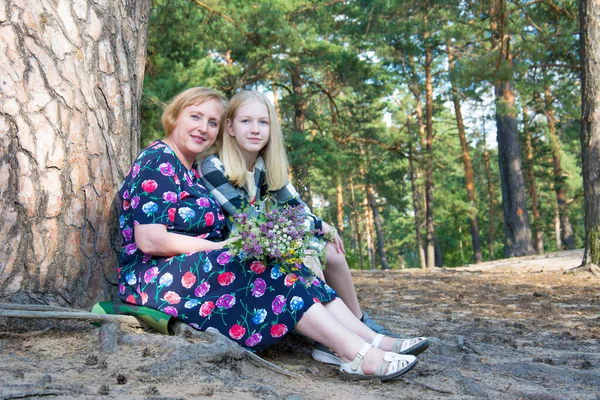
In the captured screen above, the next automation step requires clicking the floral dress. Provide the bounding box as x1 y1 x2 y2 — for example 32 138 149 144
117 141 337 350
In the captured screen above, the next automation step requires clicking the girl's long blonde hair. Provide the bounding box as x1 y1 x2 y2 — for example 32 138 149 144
219 91 289 190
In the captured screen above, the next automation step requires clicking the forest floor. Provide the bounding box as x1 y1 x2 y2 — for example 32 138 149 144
1 249 599 400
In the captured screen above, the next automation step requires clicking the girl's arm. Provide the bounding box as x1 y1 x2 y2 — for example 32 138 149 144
135 224 238 256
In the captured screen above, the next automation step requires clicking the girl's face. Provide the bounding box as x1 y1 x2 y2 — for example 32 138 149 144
169 99 221 168
227 100 270 167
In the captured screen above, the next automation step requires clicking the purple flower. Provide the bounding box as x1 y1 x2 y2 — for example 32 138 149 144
132 163 141 178
131 196 140 209
216 251 232 265
122 227 133 241
162 191 178 203
125 243 137 255
163 306 178 317
245 333 262 347
251 278 266 297
123 190 130 200
196 197 210 207
159 162 175 176
142 253 152 263
144 267 159 283
194 281 210 297
119 283 126 294
216 293 236 309
272 295 285 315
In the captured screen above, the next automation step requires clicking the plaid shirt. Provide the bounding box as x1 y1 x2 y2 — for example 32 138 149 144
199 155 323 235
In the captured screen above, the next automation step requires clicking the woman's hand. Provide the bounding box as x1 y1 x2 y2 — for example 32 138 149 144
219 235 241 249
322 222 345 254
303 255 325 281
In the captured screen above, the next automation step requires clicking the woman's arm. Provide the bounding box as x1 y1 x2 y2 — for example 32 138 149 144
135 224 238 256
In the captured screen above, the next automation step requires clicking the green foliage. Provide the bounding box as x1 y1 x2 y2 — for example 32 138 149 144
140 0 583 268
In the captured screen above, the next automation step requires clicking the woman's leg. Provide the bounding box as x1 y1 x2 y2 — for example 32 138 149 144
322 242 362 318
295 302 402 375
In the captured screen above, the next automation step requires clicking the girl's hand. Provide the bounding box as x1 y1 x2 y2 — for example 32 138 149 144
322 222 345 254
303 255 325 281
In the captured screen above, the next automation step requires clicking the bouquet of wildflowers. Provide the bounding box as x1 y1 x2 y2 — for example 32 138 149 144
228 204 321 276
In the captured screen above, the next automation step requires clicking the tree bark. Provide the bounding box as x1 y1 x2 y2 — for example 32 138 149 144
544 85 574 249
522 106 544 254
579 0 600 266
447 42 483 264
350 176 364 270
336 176 344 233
0 0 151 306
363 191 375 270
490 0 535 257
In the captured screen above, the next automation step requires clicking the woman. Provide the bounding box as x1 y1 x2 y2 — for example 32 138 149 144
199 90 429 364
117 87 418 381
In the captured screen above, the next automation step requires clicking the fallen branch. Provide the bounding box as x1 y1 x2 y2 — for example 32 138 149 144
0 309 142 327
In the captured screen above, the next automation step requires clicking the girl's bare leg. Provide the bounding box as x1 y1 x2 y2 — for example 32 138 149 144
322 242 362 319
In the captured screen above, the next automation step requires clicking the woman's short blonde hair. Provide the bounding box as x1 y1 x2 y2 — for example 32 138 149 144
219 91 289 190
161 87 228 135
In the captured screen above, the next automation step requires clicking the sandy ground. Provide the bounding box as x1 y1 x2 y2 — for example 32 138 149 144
1 250 599 399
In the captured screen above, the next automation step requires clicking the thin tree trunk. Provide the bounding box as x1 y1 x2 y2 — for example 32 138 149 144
424 12 436 268
522 106 544 254
483 130 496 260
447 42 483 264
408 117 427 269
363 191 375 269
553 192 562 249
0 0 151 306
336 176 344 233
289 63 313 209
350 176 364 270
367 185 391 270
490 0 535 257
544 85 574 249
579 0 600 266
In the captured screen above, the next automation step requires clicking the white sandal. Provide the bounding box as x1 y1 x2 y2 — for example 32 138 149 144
372 333 430 356
339 343 417 381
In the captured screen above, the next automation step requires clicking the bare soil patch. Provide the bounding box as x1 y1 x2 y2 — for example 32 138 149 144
1 250 599 399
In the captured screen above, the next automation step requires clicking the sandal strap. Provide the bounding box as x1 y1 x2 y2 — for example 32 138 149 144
350 343 373 371
372 333 385 348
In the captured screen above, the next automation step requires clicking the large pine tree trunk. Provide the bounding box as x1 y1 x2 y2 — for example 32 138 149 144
490 0 535 257
579 0 600 266
0 0 151 306
408 139 427 269
448 42 483 264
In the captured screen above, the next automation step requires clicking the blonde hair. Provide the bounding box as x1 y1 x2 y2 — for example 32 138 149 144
219 91 289 190
161 87 228 136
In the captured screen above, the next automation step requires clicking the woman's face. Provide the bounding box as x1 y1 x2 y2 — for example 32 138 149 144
169 99 221 168
227 100 270 166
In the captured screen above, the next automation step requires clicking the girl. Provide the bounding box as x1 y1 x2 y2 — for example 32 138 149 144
199 90 429 364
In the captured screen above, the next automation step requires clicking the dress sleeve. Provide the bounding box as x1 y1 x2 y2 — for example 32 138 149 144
125 151 180 226
199 155 255 217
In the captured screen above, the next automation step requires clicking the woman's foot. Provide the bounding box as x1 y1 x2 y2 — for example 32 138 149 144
339 343 417 381
373 334 430 356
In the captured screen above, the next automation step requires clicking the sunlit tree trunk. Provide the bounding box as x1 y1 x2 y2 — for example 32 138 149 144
350 176 364 270
483 131 496 260
424 11 436 268
490 0 535 257
544 85 574 249
448 42 483 264
0 0 151 306
522 106 544 254
363 191 375 269
367 184 391 270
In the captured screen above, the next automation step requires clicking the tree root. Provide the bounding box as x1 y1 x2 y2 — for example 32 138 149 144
0 389 82 400
565 263 600 277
